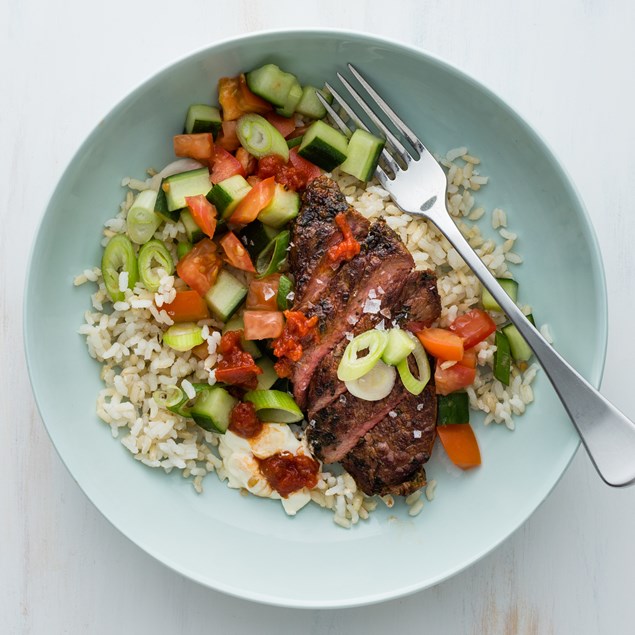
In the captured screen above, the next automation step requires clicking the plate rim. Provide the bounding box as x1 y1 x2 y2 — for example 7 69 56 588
23 27 608 608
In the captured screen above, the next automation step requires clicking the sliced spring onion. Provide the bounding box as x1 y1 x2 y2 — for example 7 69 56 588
162 322 204 352
345 359 396 401
152 385 189 416
126 190 161 245
236 113 289 161
243 389 304 423
337 330 389 382
176 241 193 259
277 274 294 310
101 234 138 302
137 239 175 292
396 333 431 396
382 328 416 366
437 392 470 425
256 230 290 278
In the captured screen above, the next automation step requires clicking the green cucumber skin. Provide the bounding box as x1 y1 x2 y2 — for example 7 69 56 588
204 269 248 322
246 64 298 108
295 86 333 119
501 314 535 362
493 330 512 385
191 386 237 433
482 278 519 312
239 221 281 260
339 129 385 182
164 168 212 212
180 209 204 243
437 392 470 425
257 184 300 228
155 182 180 222
275 81 303 117
207 175 251 219
298 120 349 171
276 275 294 311
184 104 222 137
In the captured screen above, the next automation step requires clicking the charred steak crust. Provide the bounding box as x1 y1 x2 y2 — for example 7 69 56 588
289 176 369 306
341 382 437 497
290 220 413 408
307 268 441 416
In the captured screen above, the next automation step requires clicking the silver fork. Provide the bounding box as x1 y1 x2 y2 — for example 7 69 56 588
317 63 635 487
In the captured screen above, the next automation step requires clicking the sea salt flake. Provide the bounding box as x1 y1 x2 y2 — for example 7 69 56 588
368 289 377 299
286 291 295 302
344 332 354 341
347 315 357 325
362 298 381 314
388 410 398 418
416 403 424 411
380 307 391 319
377 286 385 295
413 430 422 439
263 288 275 301
375 319 386 331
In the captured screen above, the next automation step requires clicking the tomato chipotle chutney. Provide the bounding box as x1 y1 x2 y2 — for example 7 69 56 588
257 452 320 498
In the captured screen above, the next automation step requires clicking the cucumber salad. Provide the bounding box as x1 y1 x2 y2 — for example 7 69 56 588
76 62 542 525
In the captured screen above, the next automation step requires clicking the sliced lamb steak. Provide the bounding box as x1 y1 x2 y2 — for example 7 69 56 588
341 382 437 497
289 176 370 307
307 375 411 464
306 269 441 417
290 219 413 409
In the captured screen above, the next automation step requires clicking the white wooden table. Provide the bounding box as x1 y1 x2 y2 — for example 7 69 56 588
3 1 635 632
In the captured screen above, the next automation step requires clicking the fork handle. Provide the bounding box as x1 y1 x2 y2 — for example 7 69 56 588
430 212 635 486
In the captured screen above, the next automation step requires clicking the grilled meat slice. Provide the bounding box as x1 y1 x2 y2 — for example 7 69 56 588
290 219 413 409
289 176 370 307
307 376 410 464
306 269 441 416
341 382 437 497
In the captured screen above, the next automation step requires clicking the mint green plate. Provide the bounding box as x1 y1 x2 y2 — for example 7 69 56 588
24 30 607 608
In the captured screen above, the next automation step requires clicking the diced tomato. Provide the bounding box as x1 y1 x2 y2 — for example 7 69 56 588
327 213 361 265
457 347 477 369
416 328 464 361
218 232 256 272
247 275 281 311
449 309 497 350
215 330 262 389
210 147 245 184
434 363 477 396
288 148 321 184
216 121 241 152
238 74 272 115
230 176 276 225
162 290 210 323
176 238 222 296
218 75 272 121
218 77 244 122
236 148 258 176
264 112 297 138
191 341 210 360
436 424 481 469
243 310 285 340
173 133 214 161
185 195 217 238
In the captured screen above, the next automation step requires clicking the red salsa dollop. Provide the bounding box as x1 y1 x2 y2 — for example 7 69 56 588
228 401 263 439
257 452 320 498
327 213 361 265
272 310 318 377
256 149 321 191
215 330 262 390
